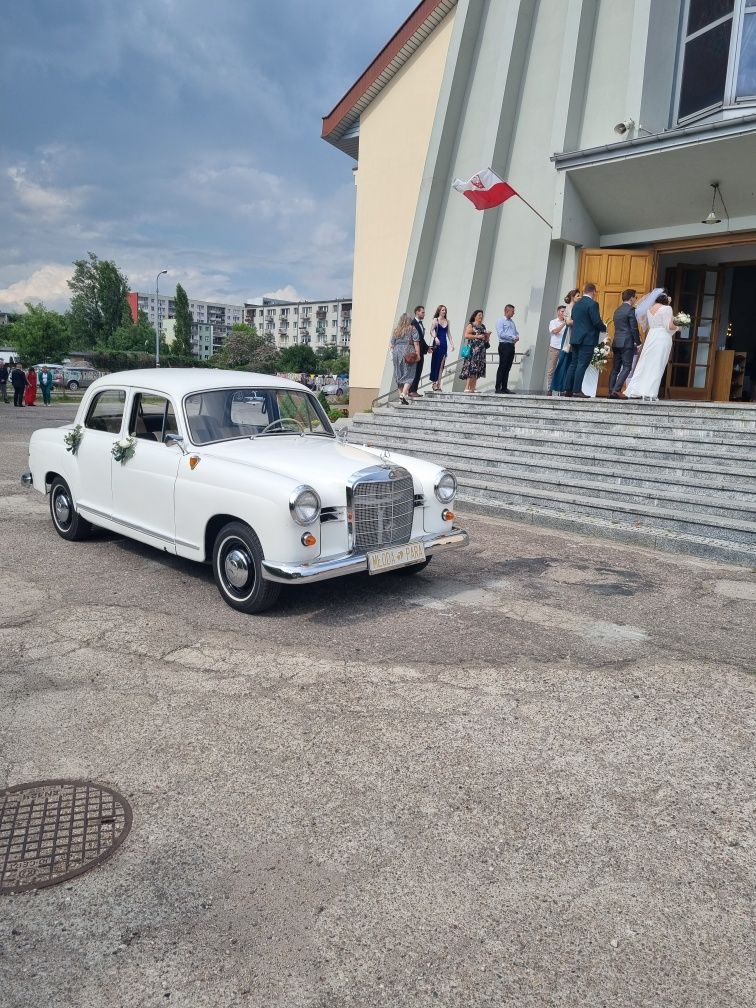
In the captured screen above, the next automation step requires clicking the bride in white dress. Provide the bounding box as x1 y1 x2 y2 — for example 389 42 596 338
625 293 679 400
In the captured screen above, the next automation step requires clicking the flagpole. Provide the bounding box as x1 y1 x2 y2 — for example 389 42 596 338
514 193 551 229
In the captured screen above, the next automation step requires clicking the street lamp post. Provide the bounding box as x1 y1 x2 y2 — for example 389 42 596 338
155 269 168 367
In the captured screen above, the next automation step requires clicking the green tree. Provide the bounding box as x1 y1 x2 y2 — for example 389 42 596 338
278 344 318 373
9 303 71 364
316 345 339 363
110 308 157 352
172 283 193 358
213 323 280 373
67 251 130 348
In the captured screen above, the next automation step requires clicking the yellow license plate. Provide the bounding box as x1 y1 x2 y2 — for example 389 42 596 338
367 541 426 574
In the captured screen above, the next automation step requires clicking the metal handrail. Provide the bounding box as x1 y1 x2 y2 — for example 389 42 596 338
371 350 529 409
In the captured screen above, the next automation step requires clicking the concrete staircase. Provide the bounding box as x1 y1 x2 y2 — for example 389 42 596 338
346 393 756 566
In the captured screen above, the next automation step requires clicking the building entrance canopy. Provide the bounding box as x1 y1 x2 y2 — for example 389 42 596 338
553 118 756 247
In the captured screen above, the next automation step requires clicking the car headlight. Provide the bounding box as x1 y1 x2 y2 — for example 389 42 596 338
434 470 457 503
289 485 321 526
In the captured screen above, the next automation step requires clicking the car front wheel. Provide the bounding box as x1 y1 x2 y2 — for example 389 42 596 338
212 521 281 614
67 380 79 390
49 476 92 541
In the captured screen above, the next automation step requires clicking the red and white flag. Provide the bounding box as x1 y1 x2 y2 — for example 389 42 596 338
452 168 517 210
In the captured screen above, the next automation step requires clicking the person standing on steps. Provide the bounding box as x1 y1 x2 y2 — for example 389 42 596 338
495 304 519 394
563 283 605 399
608 289 640 399
409 305 427 399
389 313 421 405
550 289 581 396
546 305 567 394
460 309 491 393
429 305 454 391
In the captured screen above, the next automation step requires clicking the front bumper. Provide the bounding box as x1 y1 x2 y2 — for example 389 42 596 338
261 526 468 584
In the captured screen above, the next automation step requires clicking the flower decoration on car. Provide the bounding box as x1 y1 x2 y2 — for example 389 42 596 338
590 341 612 371
673 312 692 328
63 424 84 456
111 435 137 464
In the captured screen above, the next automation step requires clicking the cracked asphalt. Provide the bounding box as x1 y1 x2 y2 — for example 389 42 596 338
1 403 754 1008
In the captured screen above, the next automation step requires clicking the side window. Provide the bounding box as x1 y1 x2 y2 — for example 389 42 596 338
129 393 178 443
85 390 126 433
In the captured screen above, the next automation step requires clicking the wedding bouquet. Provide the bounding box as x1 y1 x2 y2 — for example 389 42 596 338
590 341 611 371
673 311 691 328
63 424 83 455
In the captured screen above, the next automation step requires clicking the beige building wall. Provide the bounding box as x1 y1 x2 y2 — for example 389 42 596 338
349 10 455 415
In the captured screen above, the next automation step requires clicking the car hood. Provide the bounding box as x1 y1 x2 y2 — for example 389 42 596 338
202 436 416 488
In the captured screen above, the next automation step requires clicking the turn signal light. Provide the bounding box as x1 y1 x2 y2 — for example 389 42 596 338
442 509 454 522
301 532 317 547
189 455 200 470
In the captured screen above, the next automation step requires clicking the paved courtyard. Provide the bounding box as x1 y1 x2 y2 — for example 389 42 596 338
0 404 754 1008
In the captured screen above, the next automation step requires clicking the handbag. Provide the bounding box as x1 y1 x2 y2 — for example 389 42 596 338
404 349 420 364
460 343 472 359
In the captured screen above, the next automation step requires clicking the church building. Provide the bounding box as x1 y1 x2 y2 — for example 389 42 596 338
322 0 756 413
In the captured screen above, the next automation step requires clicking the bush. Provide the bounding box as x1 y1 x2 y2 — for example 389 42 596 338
328 407 349 422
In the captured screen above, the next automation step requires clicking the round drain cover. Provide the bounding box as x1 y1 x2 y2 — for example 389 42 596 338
0 779 132 895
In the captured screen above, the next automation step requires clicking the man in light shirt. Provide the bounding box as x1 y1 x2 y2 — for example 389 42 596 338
546 305 567 394
495 304 519 394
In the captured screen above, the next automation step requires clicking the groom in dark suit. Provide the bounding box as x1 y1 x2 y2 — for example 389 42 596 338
609 289 640 399
563 283 606 398
409 305 427 398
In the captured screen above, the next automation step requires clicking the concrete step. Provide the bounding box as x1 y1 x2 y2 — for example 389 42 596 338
376 443 756 523
354 413 756 473
351 421 756 493
456 494 756 568
388 400 756 442
421 391 756 426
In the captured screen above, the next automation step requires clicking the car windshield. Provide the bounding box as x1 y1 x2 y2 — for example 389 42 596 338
183 387 334 445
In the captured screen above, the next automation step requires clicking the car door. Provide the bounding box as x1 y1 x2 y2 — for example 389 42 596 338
75 388 127 519
110 391 182 550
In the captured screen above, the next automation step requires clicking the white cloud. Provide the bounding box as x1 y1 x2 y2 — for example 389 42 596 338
263 285 303 302
7 164 91 220
0 264 73 311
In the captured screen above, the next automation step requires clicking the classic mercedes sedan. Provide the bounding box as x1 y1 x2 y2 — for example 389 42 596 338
23 370 467 613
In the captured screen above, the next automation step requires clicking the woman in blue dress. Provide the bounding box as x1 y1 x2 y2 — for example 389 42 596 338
429 305 454 391
550 288 581 395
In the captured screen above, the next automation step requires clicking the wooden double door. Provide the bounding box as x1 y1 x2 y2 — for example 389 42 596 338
577 248 720 399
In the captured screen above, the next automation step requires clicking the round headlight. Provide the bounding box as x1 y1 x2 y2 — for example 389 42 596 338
434 470 457 503
289 485 321 526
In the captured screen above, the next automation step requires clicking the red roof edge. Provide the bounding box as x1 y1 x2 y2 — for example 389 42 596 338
321 0 444 141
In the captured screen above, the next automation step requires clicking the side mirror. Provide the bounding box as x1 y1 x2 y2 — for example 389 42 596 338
165 433 186 453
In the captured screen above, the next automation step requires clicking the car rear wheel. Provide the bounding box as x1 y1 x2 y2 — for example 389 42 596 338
49 477 92 541
67 380 80 390
212 521 281 614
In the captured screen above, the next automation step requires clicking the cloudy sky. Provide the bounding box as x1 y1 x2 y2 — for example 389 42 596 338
0 0 412 312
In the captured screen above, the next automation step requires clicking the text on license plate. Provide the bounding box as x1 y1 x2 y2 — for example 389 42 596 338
367 541 426 574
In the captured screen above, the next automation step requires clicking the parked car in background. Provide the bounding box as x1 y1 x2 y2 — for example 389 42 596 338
34 363 65 385
56 366 100 390
22 369 467 614
322 382 347 397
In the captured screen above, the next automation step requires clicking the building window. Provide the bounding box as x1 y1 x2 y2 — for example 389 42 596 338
677 0 756 120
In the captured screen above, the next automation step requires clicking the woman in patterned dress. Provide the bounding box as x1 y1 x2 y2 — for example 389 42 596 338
389 313 420 405
460 309 491 393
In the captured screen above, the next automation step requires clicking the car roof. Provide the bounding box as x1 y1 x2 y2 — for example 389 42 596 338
87 368 307 397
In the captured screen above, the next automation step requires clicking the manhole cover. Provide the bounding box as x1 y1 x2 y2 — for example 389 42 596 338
0 779 132 895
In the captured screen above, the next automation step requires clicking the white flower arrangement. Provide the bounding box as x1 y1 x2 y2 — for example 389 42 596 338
673 311 691 328
590 341 611 371
63 424 84 455
111 435 137 463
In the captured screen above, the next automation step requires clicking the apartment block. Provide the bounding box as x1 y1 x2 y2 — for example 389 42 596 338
244 297 352 352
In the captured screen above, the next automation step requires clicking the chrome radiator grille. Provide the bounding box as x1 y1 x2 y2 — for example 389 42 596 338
352 469 414 550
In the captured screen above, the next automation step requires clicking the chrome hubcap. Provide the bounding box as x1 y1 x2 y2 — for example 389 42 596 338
224 547 251 589
54 491 71 525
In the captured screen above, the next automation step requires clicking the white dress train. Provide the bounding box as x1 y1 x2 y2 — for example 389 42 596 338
625 304 674 399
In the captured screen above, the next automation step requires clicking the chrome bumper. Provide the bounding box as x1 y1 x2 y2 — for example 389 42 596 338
21 471 33 487
261 526 468 584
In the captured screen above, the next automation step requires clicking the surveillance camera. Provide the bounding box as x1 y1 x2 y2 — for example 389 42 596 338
614 118 635 136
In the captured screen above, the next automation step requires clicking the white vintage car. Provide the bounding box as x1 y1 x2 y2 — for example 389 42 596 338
23 370 467 613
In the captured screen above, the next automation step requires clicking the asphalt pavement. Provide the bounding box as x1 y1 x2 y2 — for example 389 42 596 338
1 403 754 1008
